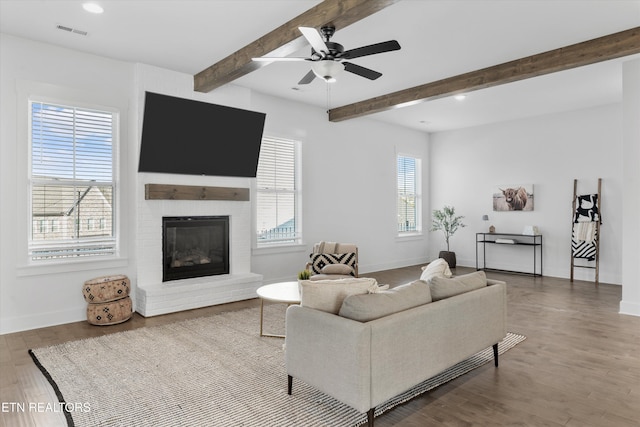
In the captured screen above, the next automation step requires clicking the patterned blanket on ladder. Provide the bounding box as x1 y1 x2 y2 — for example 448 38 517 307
571 194 600 261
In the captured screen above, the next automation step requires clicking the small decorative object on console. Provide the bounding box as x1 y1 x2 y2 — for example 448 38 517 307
522 225 539 235
495 238 516 244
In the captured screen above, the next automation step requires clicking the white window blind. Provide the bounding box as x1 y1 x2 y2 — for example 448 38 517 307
397 155 421 233
256 137 300 245
30 101 116 260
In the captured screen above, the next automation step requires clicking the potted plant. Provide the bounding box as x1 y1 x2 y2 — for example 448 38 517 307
297 270 311 280
430 205 466 268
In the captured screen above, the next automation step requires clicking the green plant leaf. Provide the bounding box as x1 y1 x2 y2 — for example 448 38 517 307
430 205 466 252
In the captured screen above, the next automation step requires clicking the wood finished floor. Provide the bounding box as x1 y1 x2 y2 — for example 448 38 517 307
1 266 639 426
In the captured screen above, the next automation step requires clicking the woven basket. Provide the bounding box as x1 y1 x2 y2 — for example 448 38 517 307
87 296 132 325
83 275 130 303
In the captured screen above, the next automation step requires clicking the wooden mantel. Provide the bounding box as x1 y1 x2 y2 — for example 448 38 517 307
145 184 250 201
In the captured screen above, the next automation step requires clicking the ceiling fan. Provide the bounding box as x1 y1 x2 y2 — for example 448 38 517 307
253 25 401 84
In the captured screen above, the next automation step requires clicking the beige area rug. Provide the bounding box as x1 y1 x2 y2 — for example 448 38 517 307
29 305 525 427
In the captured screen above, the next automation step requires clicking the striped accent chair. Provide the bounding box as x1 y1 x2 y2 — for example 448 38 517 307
305 242 359 280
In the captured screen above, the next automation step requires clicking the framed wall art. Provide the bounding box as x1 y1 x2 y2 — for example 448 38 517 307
493 184 534 211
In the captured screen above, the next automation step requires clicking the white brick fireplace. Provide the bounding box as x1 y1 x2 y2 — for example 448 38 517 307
135 175 262 316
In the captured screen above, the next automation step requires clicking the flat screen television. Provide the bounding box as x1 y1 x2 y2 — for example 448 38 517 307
139 92 266 177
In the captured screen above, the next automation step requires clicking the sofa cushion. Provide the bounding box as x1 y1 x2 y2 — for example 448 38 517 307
310 252 357 275
429 271 487 301
299 277 378 314
321 264 355 275
419 258 453 282
338 280 432 322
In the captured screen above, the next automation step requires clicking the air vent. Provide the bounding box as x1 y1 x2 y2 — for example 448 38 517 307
56 24 88 36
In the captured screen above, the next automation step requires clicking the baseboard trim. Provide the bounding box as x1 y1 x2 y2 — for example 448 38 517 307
619 300 640 317
1 308 85 335
359 257 429 275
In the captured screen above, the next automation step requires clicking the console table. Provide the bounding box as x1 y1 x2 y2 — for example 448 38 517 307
476 233 543 276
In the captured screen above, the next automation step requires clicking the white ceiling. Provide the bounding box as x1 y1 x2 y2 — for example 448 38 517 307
1 0 639 132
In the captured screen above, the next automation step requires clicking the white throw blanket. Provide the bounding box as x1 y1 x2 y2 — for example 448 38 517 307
573 222 597 243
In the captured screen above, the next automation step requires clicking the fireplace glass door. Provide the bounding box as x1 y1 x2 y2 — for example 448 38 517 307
162 216 229 282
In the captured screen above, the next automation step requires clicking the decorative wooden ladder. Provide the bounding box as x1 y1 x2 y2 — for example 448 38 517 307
570 178 602 285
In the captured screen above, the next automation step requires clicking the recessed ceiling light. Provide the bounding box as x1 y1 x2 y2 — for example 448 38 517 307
454 94 466 101
82 3 104 14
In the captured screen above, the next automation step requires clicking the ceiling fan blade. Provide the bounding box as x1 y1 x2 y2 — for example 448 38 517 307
252 57 308 62
298 70 316 85
299 27 329 56
343 62 382 80
342 40 401 60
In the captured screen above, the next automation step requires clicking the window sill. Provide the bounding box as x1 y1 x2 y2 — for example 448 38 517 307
253 243 307 256
16 256 129 277
396 232 424 241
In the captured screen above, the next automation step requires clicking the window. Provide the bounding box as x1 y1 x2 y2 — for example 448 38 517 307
397 154 421 234
256 137 300 246
29 101 116 260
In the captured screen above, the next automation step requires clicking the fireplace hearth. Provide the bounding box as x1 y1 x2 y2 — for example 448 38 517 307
162 216 229 282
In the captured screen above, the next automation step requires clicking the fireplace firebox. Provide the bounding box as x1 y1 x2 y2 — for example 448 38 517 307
162 216 229 282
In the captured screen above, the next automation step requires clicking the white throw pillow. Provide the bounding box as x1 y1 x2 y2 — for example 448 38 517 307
419 258 453 282
299 277 378 314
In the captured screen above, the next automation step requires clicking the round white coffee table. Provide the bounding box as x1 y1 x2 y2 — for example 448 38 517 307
256 281 300 338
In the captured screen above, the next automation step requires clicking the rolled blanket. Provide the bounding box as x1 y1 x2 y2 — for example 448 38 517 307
319 241 337 253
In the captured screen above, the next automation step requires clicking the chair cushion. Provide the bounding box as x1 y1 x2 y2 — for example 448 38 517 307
429 271 487 301
339 280 432 322
309 252 357 275
299 277 378 314
419 258 453 282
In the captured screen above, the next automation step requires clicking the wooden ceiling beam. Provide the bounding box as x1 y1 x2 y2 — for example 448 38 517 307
329 26 640 122
194 0 400 93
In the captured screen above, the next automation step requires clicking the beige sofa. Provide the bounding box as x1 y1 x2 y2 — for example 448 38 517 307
285 272 507 426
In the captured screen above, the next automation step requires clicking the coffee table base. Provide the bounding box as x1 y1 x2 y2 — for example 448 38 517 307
256 281 300 338
259 299 295 338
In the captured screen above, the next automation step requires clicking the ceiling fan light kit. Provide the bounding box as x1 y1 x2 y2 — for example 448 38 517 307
311 60 344 82
253 25 401 85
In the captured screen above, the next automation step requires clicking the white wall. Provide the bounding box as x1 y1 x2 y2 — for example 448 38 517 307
4 33 635 334
620 58 640 316
250 91 430 284
429 104 623 284
0 34 430 333
0 34 137 334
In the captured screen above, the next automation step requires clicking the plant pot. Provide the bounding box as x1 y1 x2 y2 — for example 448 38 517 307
438 251 457 268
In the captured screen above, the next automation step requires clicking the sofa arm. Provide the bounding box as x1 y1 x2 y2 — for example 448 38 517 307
367 281 507 408
285 305 372 413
